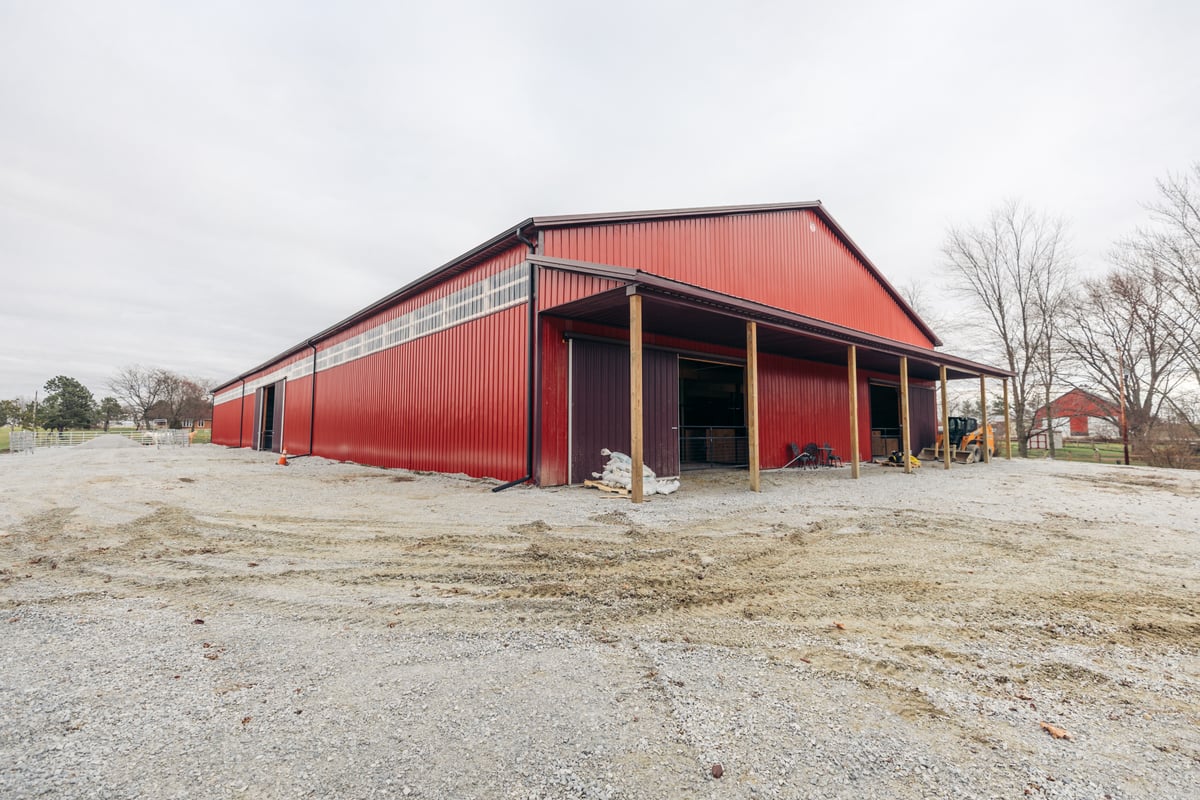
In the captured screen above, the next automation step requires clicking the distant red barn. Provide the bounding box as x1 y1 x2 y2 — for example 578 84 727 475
211 203 1010 486
1033 388 1119 437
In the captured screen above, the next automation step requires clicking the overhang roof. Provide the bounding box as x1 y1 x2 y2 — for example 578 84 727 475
532 256 1011 381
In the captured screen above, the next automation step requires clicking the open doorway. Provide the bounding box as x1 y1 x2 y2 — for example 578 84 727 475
868 382 900 458
867 381 936 458
253 380 285 453
679 358 746 469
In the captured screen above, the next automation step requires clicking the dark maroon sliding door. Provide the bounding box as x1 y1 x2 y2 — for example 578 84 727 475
569 340 680 483
909 386 936 452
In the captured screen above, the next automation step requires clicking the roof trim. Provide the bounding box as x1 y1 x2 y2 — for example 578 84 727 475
529 201 823 228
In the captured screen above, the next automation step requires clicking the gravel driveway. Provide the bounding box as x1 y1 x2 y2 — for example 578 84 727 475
1 443 1197 799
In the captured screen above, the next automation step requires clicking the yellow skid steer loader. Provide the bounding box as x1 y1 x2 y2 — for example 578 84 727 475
918 417 995 463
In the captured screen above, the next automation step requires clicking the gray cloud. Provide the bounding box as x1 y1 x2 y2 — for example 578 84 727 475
3 0 1198 398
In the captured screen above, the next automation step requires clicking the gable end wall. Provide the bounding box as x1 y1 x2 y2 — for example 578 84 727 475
541 209 935 348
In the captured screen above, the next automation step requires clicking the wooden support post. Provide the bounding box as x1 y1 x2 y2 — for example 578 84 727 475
1003 378 1012 459
746 322 760 492
629 294 644 503
847 345 860 479
900 356 911 474
979 375 991 464
940 365 951 471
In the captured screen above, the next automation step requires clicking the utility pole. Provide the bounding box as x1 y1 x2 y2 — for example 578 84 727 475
1118 351 1130 466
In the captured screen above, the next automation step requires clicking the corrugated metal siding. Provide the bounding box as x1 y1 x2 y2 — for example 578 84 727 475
759 358 939 466
910 386 937 452
241 393 258 448
282 373 313 455
311 303 527 479
537 317 569 486
212 396 244 446
537 268 625 311
643 349 681 478
542 209 934 348
568 340 679 482
212 247 530 478
757 354 857 468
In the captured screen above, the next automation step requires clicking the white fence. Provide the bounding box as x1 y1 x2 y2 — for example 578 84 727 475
7 429 193 453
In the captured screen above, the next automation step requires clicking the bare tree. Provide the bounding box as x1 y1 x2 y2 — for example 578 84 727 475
1031 257 1073 457
1122 163 1200 384
107 365 172 429
1061 266 1192 449
150 375 213 428
942 200 1073 456
898 277 951 344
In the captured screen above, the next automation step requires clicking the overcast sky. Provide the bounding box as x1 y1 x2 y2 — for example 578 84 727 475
3 1 1198 400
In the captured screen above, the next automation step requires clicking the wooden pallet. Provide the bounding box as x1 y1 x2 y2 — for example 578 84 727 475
584 479 630 496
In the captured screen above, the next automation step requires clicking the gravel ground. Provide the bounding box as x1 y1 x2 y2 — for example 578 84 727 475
1 443 1197 799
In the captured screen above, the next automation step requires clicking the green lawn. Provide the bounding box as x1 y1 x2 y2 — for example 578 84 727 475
1024 441 1142 466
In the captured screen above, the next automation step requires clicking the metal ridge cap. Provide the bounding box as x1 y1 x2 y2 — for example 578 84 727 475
529 201 823 228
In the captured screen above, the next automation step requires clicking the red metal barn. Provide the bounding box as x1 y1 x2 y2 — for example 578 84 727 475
212 203 1010 489
1033 388 1120 438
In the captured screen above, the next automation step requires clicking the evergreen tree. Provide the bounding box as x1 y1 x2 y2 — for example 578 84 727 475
98 397 125 431
40 376 96 431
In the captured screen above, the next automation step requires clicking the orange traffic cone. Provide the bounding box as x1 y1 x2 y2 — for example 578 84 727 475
277 449 289 466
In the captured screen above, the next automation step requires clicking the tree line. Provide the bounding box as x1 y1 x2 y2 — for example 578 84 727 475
1 366 213 433
943 163 1199 465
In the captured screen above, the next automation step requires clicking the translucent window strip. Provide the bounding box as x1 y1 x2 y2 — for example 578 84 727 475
214 263 529 406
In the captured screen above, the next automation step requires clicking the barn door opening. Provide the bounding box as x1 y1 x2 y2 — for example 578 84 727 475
568 339 679 483
679 358 746 469
868 382 900 459
867 381 935 458
256 380 285 453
